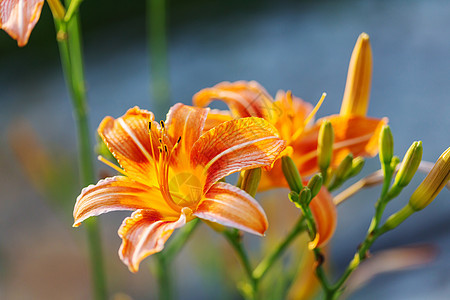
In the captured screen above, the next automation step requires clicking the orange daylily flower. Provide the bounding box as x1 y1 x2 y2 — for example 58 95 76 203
0 0 45 46
73 104 286 272
193 34 387 247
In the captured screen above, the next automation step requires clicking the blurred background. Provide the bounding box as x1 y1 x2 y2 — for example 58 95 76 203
0 0 449 299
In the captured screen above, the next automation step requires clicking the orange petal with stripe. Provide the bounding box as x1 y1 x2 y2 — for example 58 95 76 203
292 115 387 176
73 176 177 226
98 107 161 185
309 187 337 247
165 103 209 158
0 0 44 47
118 208 188 272
193 80 276 119
190 117 286 192
203 109 234 133
193 182 268 235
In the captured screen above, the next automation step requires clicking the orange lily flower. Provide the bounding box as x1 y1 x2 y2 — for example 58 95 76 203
193 34 387 247
73 104 286 272
0 0 45 46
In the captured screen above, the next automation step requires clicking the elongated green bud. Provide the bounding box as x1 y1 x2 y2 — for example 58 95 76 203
394 141 423 187
382 204 415 232
299 187 312 206
307 174 323 199
390 156 401 171
240 168 262 197
379 125 394 165
409 147 450 211
349 157 365 177
318 121 334 172
336 153 354 180
282 156 303 193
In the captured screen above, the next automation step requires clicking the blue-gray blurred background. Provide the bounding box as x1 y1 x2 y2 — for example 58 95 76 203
0 0 449 299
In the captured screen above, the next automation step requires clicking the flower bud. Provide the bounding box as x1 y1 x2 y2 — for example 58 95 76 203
340 32 372 117
382 204 415 232
299 187 312 206
335 153 354 180
394 141 423 187
307 174 323 199
282 156 303 193
349 157 365 177
409 147 450 211
240 168 262 197
318 121 334 172
379 125 394 165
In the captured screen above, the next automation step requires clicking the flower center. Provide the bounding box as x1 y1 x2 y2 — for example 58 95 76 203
148 121 202 211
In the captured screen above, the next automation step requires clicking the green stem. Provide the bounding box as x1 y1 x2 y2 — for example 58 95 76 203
164 219 200 260
155 254 172 300
224 229 257 300
64 0 84 22
253 217 306 281
54 6 107 299
147 0 171 116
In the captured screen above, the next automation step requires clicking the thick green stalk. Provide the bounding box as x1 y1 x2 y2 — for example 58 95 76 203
147 0 171 115
253 216 306 281
155 255 172 300
54 7 107 299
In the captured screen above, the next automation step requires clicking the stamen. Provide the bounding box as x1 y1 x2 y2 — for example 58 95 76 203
291 92 327 142
97 155 127 176
304 92 326 126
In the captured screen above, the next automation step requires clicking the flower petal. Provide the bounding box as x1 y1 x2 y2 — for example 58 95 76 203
165 103 209 158
118 208 188 272
193 182 268 235
203 109 234 133
193 81 277 120
73 176 176 227
98 107 160 185
291 115 387 176
309 187 337 247
191 117 286 192
0 0 44 47
272 90 313 141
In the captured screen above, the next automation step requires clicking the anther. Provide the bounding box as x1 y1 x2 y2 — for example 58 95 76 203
159 138 163 144
160 120 165 129
148 122 152 131
164 145 168 153
177 136 182 144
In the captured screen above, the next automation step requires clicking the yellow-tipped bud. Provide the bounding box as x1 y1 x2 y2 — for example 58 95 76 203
307 174 323 199
336 153 354 180
318 121 334 171
379 125 394 165
240 168 262 197
409 147 450 211
394 141 423 187
282 156 303 193
299 187 312 206
349 157 365 177
340 32 373 117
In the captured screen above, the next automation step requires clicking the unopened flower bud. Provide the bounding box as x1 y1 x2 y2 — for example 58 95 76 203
394 141 423 187
307 174 323 199
282 156 303 193
336 153 354 180
379 125 394 165
350 157 365 177
409 147 450 211
299 187 312 206
318 121 334 172
240 168 262 197
390 156 401 171
340 32 372 117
